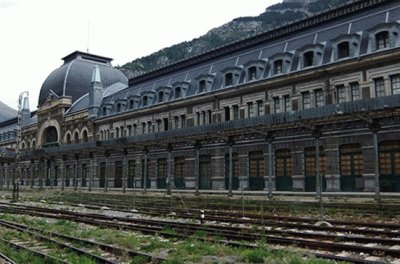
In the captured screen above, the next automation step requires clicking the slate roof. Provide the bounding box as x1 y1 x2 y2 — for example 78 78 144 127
98 0 400 117
39 51 128 106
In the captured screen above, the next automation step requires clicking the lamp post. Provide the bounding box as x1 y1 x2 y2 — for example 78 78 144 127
13 91 29 202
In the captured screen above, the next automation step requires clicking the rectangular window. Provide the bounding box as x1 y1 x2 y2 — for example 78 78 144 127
274 60 283 74
180 115 186 128
337 41 350 59
196 112 200 126
225 73 233 86
174 116 179 129
147 121 152 133
142 122 146 134
232 105 239 120
248 66 257 81
163 118 169 131
284 95 291 112
247 102 254 117
314 89 324 107
374 77 385 97
302 92 311 109
376 31 389 50
273 97 280 113
256 100 264 116
391 75 400 95
224 106 230 121
199 80 206 93
350 82 360 101
336 85 346 103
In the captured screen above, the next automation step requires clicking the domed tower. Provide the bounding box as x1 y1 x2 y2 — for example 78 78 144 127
39 51 128 107
36 51 128 148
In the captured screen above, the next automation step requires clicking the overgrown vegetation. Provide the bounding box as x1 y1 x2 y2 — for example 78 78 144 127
0 212 346 263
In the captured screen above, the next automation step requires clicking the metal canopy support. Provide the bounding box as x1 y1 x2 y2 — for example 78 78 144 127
167 144 172 195
60 156 66 191
74 155 79 191
195 141 201 196
228 138 234 197
369 123 381 202
89 153 94 192
122 149 128 193
30 160 35 189
104 151 109 192
143 150 148 194
267 137 274 198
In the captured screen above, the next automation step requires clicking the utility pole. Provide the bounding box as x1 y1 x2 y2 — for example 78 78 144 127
13 91 29 202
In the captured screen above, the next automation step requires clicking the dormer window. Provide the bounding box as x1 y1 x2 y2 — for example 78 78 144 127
248 66 257 81
221 66 242 87
368 22 400 52
117 103 122 113
142 96 148 106
158 91 164 103
303 51 314 67
129 99 134 109
332 34 360 61
102 107 107 116
337 41 350 59
299 44 324 69
199 80 206 93
269 53 293 76
244 60 266 82
196 74 214 94
175 87 181 99
274 60 283 74
225 73 233 86
376 31 389 50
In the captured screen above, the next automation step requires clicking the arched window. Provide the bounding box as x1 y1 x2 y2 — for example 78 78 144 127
74 132 79 144
66 133 71 144
82 130 88 142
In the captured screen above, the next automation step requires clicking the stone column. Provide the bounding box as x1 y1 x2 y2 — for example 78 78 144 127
50 157 55 188
369 123 381 201
30 160 35 189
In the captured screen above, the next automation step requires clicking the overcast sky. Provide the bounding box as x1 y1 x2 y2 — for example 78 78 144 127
0 0 281 110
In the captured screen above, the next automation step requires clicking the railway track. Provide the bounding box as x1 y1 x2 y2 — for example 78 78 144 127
1 202 399 263
44 191 400 218
0 252 15 264
0 214 166 264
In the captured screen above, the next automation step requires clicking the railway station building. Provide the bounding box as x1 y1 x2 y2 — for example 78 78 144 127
0 0 400 194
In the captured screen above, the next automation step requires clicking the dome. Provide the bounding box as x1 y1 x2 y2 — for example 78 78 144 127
38 51 128 106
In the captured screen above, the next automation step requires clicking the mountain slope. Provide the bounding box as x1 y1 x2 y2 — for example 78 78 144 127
0 101 17 123
121 0 348 77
